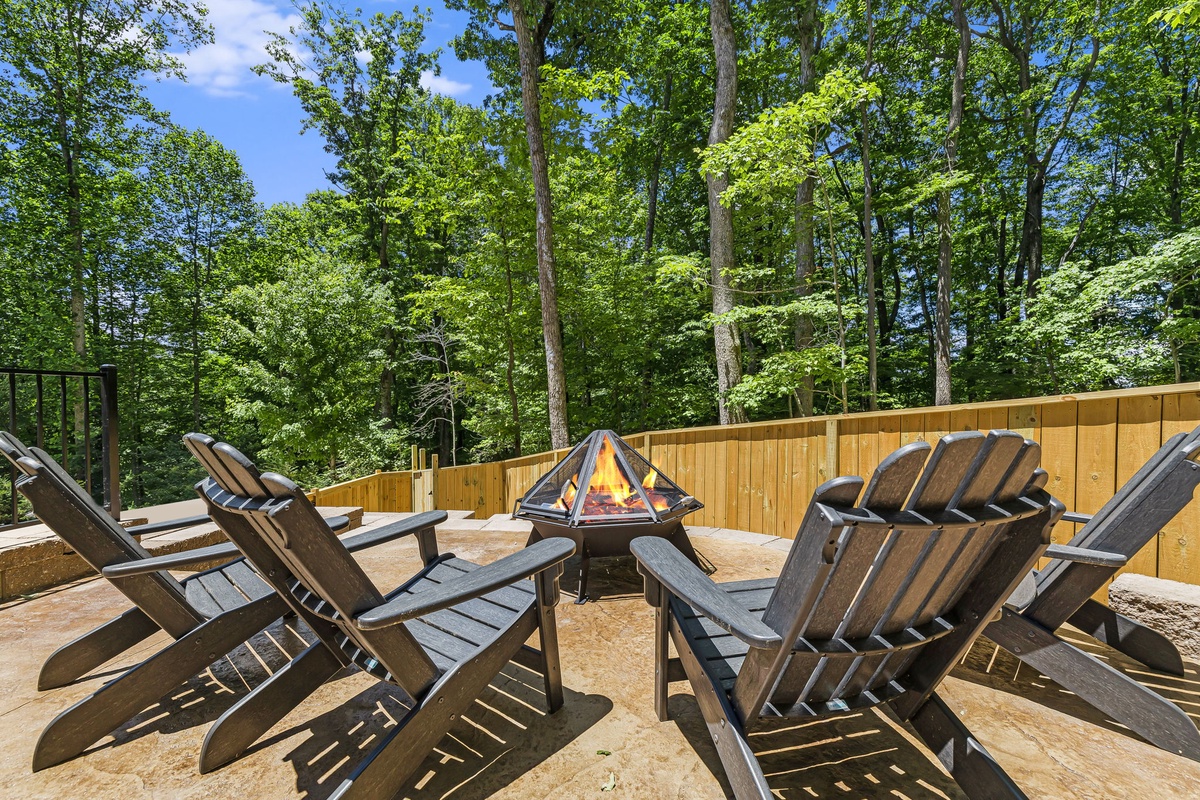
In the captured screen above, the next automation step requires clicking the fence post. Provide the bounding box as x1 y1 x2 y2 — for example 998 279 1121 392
99 364 120 520
825 418 840 481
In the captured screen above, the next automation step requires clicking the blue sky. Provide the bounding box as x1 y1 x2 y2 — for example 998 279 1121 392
143 1 494 206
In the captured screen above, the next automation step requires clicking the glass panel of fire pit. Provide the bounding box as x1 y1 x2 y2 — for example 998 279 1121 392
577 434 650 518
607 437 690 513
523 443 590 514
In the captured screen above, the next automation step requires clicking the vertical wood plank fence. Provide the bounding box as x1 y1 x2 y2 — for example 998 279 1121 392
312 382 1200 588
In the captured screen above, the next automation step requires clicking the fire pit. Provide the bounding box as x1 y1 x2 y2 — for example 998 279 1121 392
514 430 703 602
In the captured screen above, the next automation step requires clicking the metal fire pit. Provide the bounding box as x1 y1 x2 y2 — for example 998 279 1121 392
513 430 703 602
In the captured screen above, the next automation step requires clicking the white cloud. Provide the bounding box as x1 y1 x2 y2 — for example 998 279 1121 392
175 0 302 98
420 70 471 97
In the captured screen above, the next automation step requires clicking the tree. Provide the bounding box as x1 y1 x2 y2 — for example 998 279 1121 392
0 0 210 367
501 0 571 448
224 257 400 483
707 0 746 424
148 128 257 430
986 0 1103 299
934 0 971 405
256 2 436 425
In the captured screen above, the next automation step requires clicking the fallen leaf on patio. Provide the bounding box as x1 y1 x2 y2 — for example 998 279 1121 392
596 749 611 756
601 771 616 791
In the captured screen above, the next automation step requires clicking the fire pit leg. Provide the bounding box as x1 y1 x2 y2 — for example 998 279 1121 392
667 525 703 569
575 554 591 604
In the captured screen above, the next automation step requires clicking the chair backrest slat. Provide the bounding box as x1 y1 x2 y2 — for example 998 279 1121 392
733 430 1056 723
905 432 985 513
991 439 1042 504
951 431 1026 509
859 442 931 511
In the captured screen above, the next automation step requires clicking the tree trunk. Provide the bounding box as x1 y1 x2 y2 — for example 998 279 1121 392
708 0 745 424
793 0 820 417
644 72 672 255
1019 171 1046 297
508 0 570 448
860 0 878 410
996 213 1008 318
934 0 969 406
57 114 87 368
1170 80 1191 226
499 223 521 457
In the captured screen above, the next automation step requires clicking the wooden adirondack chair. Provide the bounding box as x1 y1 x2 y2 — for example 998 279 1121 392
184 433 575 799
632 430 1062 799
0 431 409 773
986 425 1200 760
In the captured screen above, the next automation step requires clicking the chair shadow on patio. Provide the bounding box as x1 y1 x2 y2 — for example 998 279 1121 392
666 693 965 799
954 631 1200 747
274 660 612 799
89 616 314 755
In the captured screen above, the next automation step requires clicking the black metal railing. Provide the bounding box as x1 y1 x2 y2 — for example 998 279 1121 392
2 365 120 530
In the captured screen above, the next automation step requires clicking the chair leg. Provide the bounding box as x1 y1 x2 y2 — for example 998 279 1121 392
671 618 771 799
1068 598 1185 676
653 598 670 722
535 569 564 713
199 641 345 773
907 692 1027 799
988 608 1200 761
330 611 538 800
33 593 284 771
39 606 162 690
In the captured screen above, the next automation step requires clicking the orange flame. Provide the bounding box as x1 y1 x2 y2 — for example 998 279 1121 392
581 436 646 515
642 469 670 511
548 436 677 516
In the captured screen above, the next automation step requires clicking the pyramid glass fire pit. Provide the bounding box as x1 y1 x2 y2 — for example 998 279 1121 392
514 430 703 602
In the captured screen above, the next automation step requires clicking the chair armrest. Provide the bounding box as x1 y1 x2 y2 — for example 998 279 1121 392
353 538 575 630
1060 511 1093 525
1044 543 1127 568
103 512 361 578
125 514 211 536
124 512 350 538
103 541 242 577
340 511 447 553
631 537 783 650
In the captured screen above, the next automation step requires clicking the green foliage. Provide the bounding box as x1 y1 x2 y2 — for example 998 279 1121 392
699 69 878 207
1151 1 1200 27
5 0 1200 504
224 257 402 484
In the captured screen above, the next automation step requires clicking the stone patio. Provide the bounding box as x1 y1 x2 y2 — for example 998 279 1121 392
2 511 1199 799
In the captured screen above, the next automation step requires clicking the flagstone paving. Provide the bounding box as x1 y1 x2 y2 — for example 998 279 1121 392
1 511 1198 799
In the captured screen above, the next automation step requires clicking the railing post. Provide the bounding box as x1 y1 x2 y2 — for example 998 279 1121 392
99 364 120 520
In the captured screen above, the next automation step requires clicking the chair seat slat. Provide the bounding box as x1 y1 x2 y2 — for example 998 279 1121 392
220 560 274 602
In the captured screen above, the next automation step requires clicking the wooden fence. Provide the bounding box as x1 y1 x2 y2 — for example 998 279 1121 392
313 382 1200 588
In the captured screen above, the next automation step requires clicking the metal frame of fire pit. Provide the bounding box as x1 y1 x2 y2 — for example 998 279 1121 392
514 430 704 602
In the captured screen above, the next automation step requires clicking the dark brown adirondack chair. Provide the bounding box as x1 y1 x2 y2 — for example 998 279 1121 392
632 430 1062 799
986 425 1200 760
0 431 395 772
185 433 574 799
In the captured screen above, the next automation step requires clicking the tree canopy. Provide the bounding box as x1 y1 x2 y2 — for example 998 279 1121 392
3 0 1200 503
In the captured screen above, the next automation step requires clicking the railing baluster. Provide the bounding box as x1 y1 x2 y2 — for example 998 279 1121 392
2 367 120 531
59 374 68 469
35 373 44 449
83 375 92 498
7 370 15 527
